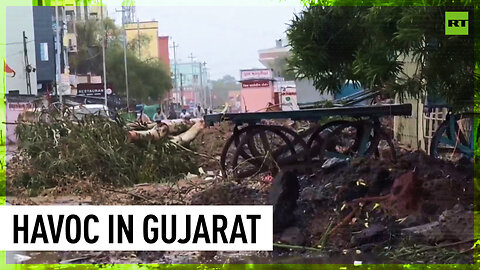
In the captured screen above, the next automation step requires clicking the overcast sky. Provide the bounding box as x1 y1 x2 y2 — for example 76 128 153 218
107 3 304 80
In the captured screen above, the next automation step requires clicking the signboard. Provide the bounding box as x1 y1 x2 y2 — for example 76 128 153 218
240 69 273 81
275 80 296 93
77 83 113 97
280 86 299 111
8 102 33 111
242 81 270 88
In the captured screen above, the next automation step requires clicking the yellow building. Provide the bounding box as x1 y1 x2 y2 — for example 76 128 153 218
125 21 159 61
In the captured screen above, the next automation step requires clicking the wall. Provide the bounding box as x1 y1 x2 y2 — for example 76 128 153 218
393 56 424 150
295 79 333 105
241 85 274 112
157 36 170 69
6 6 38 95
125 21 158 61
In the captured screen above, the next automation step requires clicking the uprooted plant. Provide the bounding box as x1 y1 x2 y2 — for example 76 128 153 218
13 114 200 194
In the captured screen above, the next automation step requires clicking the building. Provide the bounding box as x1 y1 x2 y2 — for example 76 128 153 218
170 61 208 108
5 6 38 96
239 69 275 112
257 38 334 107
125 21 159 61
33 6 57 94
157 36 170 69
64 5 108 54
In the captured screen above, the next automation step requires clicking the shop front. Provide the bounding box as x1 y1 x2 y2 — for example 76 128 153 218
239 69 275 112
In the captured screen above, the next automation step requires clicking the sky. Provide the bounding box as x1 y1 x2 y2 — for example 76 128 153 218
106 1 304 80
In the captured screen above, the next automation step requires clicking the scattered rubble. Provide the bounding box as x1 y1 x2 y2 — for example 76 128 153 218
5 119 477 264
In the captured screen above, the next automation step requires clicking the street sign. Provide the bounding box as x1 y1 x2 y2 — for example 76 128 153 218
77 83 114 97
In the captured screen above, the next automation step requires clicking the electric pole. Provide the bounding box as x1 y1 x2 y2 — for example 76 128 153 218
170 40 179 92
200 61 206 108
180 73 184 106
55 5 62 103
188 53 195 104
115 6 130 111
207 68 212 109
22 31 32 95
137 17 140 59
101 2 107 107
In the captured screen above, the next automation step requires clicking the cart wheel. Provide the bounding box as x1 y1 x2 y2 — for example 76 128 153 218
220 125 261 178
230 125 308 180
307 120 350 162
365 123 396 163
430 113 476 162
322 120 373 159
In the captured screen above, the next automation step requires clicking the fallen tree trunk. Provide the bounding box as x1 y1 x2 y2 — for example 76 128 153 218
170 120 205 145
128 119 205 146
127 118 204 134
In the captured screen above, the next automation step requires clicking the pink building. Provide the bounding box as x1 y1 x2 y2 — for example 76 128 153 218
239 69 275 112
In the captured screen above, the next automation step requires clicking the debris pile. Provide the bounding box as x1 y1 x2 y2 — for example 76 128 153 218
271 150 475 263
5 118 477 264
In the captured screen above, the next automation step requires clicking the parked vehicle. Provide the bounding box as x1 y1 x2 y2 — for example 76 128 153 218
71 104 110 119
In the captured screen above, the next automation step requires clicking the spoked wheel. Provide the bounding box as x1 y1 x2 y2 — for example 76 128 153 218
321 121 375 159
221 125 309 180
220 126 258 178
306 120 350 163
430 113 477 162
365 121 397 162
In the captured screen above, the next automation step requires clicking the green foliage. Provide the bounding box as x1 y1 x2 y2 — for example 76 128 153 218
210 75 241 108
106 46 172 103
68 17 172 103
69 17 120 75
15 115 197 192
287 6 475 110
127 33 152 57
300 0 475 6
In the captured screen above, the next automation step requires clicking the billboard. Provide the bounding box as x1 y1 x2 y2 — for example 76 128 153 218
77 83 113 97
240 69 273 81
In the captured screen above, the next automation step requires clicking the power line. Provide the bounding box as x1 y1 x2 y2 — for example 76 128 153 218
0 40 34 45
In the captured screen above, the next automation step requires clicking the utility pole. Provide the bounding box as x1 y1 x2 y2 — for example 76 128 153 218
137 17 140 59
170 40 179 92
180 73 184 106
207 68 212 108
200 61 206 108
188 53 195 104
115 6 130 111
55 5 62 103
101 3 107 107
22 31 32 95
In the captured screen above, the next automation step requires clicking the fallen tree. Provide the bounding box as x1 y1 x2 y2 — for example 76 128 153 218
13 114 203 193
17 107 206 145
127 119 205 145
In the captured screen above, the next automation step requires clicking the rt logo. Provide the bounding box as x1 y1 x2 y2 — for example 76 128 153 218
445 11 469 35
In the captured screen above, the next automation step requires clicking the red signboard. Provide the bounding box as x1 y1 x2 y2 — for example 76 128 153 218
8 103 33 111
242 81 270 88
